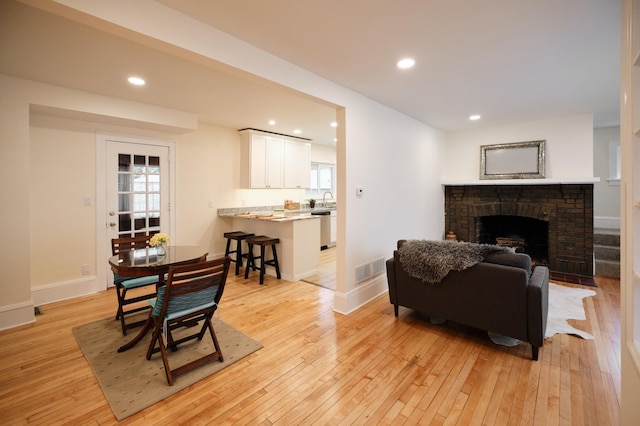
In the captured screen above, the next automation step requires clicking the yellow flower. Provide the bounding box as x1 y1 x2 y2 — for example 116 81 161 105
150 233 170 247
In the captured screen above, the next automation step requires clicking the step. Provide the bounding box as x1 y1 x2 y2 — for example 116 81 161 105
594 230 620 247
594 244 620 261
595 259 620 278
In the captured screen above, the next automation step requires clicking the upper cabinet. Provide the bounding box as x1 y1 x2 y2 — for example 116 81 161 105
283 139 311 189
240 129 310 189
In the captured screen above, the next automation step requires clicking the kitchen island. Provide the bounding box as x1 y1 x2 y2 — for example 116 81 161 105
219 210 321 281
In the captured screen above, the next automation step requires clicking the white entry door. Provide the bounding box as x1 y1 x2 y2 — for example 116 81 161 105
99 135 174 288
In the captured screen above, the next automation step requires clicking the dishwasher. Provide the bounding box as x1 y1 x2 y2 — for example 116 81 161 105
320 215 331 249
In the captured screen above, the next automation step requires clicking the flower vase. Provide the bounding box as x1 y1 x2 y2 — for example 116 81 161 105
156 243 167 257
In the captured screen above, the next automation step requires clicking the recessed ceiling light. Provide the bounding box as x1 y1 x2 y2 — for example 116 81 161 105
333 138 338 142
330 121 338 127
469 114 481 121
293 129 302 134
127 76 145 86
397 58 415 69
268 120 276 125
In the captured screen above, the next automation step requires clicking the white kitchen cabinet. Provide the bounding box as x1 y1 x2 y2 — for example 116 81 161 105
240 130 284 188
240 129 311 189
284 139 311 188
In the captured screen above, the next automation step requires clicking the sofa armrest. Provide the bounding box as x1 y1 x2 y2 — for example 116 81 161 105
526 265 550 349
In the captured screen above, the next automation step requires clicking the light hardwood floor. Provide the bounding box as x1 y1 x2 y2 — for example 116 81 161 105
0 268 620 425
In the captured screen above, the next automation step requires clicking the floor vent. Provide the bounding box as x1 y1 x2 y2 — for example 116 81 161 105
355 257 387 284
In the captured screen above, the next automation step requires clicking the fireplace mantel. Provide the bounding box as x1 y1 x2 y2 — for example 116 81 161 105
442 177 599 186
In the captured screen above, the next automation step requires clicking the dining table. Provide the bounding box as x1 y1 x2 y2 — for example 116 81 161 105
108 245 208 352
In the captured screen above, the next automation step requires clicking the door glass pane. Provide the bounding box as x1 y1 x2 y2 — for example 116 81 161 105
149 193 160 211
149 156 160 173
134 155 146 172
118 154 131 172
133 194 146 211
148 174 160 192
149 213 160 228
118 174 130 192
134 217 146 230
117 152 162 238
118 194 130 212
119 213 131 231
133 174 146 191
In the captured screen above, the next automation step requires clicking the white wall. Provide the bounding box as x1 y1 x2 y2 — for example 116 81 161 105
442 114 595 181
593 126 621 229
311 144 337 165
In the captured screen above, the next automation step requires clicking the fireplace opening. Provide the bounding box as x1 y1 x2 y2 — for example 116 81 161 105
477 215 549 266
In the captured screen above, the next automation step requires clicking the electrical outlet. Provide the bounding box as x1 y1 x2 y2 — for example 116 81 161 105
81 264 91 275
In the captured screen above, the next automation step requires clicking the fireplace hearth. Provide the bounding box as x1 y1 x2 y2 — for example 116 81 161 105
478 215 549 266
444 184 594 276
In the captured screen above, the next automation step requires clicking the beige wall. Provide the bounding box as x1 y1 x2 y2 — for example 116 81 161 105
29 115 96 285
0 77 32 328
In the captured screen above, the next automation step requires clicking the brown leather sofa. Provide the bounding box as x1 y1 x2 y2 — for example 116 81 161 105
386 240 549 360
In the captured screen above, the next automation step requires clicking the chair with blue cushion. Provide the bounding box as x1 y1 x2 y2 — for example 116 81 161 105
146 256 231 386
111 235 160 335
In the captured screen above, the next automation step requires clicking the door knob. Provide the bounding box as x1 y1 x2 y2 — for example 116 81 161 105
109 222 116 227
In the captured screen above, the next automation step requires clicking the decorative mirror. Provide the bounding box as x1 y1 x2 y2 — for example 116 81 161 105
480 140 545 180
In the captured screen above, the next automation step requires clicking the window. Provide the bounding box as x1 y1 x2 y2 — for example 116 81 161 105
306 162 335 198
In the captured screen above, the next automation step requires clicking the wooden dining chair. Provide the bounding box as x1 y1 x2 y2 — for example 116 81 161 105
111 235 160 335
146 256 231 386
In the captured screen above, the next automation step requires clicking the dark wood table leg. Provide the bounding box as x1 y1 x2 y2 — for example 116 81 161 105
117 315 152 352
117 271 164 353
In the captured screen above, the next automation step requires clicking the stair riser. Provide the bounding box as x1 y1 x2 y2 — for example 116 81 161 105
595 260 620 278
594 245 620 261
594 234 620 246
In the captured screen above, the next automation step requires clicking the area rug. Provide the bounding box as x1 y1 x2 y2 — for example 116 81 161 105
73 316 262 421
545 281 597 339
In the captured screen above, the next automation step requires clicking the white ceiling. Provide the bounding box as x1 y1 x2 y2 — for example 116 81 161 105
1 0 621 144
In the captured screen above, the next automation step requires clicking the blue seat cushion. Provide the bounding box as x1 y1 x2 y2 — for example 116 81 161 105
114 274 158 289
150 285 219 318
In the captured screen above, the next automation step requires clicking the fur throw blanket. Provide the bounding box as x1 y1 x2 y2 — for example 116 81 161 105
398 240 512 284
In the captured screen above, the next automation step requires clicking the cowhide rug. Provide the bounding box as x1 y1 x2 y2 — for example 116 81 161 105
545 282 596 339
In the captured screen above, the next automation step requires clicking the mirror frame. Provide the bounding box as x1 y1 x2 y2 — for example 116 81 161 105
480 140 546 180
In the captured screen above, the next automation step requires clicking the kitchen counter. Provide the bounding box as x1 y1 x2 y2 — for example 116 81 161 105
218 207 335 222
219 209 323 281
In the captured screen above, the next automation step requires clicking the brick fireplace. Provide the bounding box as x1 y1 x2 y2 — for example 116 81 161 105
444 184 594 276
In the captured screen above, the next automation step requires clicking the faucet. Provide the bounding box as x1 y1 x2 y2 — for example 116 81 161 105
322 191 334 207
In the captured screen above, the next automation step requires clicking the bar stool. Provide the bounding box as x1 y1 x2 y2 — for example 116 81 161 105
244 235 281 285
224 231 254 275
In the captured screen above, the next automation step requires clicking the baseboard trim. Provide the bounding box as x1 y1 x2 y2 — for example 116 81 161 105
32 276 98 307
594 216 620 230
0 301 35 331
333 275 388 315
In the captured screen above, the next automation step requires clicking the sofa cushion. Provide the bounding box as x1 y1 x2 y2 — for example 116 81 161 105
483 252 532 278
